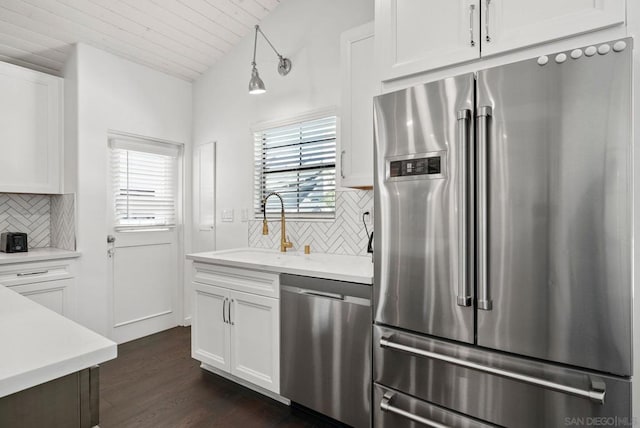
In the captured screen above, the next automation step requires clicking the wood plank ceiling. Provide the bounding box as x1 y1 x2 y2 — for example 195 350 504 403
0 0 281 81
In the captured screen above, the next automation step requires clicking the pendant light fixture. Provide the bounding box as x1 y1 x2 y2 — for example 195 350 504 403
249 25 292 95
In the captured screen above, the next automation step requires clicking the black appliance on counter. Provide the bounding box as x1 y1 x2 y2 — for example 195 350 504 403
1 232 28 253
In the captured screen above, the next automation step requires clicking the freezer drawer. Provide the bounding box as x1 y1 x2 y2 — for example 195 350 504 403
374 384 496 428
374 325 631 428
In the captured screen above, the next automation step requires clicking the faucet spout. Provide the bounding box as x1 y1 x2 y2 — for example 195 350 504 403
262 192 293 252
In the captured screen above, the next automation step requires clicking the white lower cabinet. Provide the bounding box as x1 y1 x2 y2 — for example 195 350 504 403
191 263 280 394
229 290 279 392
192 283 231 372
10 278 73 316
0 259 75 318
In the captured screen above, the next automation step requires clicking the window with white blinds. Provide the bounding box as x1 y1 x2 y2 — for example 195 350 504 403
110 139 180 230
254 115 337 218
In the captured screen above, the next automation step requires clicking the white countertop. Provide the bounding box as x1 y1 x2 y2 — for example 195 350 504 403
0 247 80 265
0 285 116 398
187 248 373 284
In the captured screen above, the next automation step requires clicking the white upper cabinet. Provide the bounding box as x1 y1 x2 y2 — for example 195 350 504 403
339 22 378 188
376 0 626 81
0 62 63 194
482 0 626 56
376 0 481 81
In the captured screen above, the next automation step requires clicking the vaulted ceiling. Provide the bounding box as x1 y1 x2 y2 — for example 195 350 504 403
0 0 281 81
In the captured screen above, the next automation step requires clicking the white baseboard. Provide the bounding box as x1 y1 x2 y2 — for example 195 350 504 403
182 316 192 326
200 363 290 405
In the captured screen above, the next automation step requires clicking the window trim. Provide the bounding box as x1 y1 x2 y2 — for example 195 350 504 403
252 108 338 220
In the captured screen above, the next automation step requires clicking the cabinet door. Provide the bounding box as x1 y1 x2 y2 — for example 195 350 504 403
192 283 230 372
228 290 279 393
376 0 480 81
10 278 72 317
481 0 626 56
339 22 377 189
0 61 62 193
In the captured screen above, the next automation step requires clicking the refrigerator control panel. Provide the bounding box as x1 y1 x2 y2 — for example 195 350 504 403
386 152 445 182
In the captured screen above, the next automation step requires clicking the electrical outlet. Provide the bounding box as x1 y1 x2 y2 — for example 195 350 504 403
361 208 373 225
358 209 366 223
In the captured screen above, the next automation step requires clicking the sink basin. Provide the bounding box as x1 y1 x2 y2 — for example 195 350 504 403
206 248 304 265
220 248 300 256
275 252 302 258
214 249 274 259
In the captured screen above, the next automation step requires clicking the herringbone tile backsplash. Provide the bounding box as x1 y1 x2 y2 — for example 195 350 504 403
0 194 50 248
0 193 75 250
248 190 374 256
51 194 76 251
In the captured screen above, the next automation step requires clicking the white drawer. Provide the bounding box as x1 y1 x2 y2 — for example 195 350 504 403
0 260 73 286
192 263 279 298
10 278 73 316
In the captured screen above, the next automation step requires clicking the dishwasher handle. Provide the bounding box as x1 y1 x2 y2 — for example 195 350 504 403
299 289 345 300
281 284 371 306
282 285 345 301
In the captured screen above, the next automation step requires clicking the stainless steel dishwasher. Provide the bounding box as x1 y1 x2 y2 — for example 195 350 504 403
280 274 372 428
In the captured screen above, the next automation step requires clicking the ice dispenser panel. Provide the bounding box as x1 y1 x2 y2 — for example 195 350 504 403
386 152 445 181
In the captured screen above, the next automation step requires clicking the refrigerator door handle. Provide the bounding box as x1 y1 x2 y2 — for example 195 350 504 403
379 335 606 404
380 392 450 428
457 109 472 307
476 106 493 310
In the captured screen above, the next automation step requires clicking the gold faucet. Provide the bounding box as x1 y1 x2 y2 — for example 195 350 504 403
262 192 293 252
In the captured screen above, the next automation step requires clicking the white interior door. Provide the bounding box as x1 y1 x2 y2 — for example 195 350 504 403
186 142 216 324
107 135 183 344
192 142 216 252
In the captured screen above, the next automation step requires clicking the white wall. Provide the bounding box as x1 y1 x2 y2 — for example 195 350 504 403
192 0 373 250
65 44 192 336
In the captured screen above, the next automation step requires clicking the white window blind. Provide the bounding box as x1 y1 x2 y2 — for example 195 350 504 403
110 139 180 230
254 115 337 218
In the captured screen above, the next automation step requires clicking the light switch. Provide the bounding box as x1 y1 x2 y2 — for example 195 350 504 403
222 209 234 222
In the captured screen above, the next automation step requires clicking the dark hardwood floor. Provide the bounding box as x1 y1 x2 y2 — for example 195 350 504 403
100 327 339 428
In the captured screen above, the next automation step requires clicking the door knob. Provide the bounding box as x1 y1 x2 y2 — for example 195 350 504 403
107 235 116 243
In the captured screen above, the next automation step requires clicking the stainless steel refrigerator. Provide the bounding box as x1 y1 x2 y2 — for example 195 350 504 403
373 38 632 427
